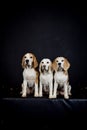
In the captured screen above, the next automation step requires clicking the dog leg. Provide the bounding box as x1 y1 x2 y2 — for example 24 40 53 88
53 81 58 98
49 82 53 98
34 83 39 97
39 81 43 97
21 80 27 97
68 85 72 95
64 83 69 99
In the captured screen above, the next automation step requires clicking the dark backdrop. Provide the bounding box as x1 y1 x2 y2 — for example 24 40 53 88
0 2 87 98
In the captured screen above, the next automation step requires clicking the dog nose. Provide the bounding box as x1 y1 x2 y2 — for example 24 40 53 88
58 63 61 66
43 65 46 67
26 59 29 64
43 65 46 68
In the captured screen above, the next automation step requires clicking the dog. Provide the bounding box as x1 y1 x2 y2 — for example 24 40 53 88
52 57 71 99
21 53 39 97
39 58 53 98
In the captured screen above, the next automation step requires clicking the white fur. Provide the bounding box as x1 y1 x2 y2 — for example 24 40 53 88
53 71 69 99
21 68 38 97
39 58 53 98
54 72 68 86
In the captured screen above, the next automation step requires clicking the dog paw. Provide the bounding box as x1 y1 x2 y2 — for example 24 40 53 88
21 94 26 97
34 94 39 97
49 95 54 99
49 95 57 99
39 94 43 97
69 92 72 96
64 95 69 99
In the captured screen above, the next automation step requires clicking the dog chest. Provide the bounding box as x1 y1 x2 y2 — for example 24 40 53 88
55 72 68 83
40 73 53 85
23 68 36 81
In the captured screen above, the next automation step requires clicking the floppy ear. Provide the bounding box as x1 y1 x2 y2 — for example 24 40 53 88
39 62 41 73
63 58 70 71
33 55 38 68
21 56 25 69
49 62 53 72
52 59 57 72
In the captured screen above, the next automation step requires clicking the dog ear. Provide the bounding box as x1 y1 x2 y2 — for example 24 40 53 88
52 59 57 72
39 62 41 72
33 55 38 68
21 56 26 69
63 58 70 71
50 62 53 72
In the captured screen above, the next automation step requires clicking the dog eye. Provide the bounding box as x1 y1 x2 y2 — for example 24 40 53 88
42 62 44 64
30 56 32 58
61 60 64 62
24 56 26 58
47 62 49 64
56 60 58 62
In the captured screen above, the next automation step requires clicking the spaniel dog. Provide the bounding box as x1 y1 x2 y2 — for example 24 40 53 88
39 58 53 98
52 57 71 99
21 53 39 97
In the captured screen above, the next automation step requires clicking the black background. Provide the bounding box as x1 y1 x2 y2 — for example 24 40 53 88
0 2 87 98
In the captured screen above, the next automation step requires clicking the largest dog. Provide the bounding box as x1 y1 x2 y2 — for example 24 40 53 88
21 53 39 97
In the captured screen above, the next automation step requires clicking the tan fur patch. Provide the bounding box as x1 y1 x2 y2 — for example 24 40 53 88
21 56 26 69
52 59 57 71
35 71 39 84
63 58 70 71
33 54 38 68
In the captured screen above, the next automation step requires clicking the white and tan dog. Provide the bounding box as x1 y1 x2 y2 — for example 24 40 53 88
53 57 71 99
39 58 53 98
21 53 39 97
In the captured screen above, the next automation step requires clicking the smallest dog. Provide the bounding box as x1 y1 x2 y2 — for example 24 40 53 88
21 53 39 97
53 57 71 99
39 58 53 98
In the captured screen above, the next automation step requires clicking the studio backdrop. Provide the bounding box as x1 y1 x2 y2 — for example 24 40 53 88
0 3 87 98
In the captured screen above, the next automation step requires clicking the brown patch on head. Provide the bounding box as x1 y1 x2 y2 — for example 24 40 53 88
39 62 41 73
63 58 70 71
21 55 26 69
35 71 39 84
32 54 38 68
49 61 53 72
52 58 58 72
21 53 38 69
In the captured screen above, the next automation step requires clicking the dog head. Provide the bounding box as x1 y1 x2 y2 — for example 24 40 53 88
22 53 38 69
53 57 70 72
39 58 53 73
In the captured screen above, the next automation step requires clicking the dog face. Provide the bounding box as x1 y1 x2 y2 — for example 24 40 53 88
22 53 38 69
53 57 70 72
39 58 52 73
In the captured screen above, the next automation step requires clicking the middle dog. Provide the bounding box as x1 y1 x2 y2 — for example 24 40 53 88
39 58 53 98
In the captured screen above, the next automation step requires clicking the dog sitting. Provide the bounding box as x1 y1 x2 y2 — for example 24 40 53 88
39 58 53 98
21 53 39 97
52 57 71 99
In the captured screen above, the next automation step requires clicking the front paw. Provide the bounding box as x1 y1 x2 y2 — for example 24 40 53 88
49 95 54 99
21 93 26 97
34 94 39 97
49 95 57 99
39 94 43 97
69 92 72 96
64 95 69 99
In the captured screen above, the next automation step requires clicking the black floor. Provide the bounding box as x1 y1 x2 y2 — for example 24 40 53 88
0 98 87 129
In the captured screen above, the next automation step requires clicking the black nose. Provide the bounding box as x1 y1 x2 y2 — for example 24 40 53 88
26 60 29 64
43 65 46 67
58 63 61 66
